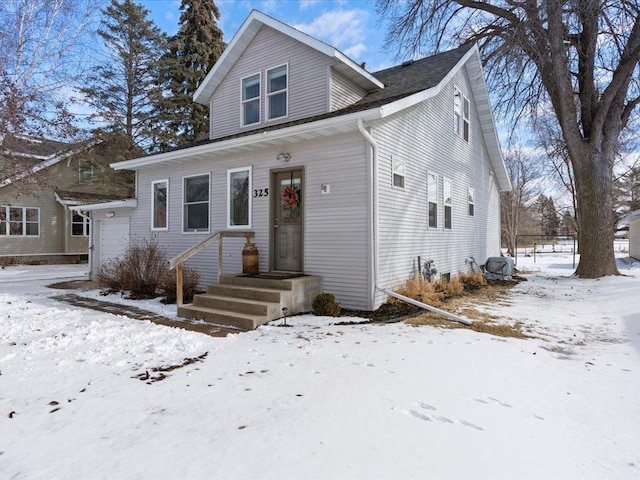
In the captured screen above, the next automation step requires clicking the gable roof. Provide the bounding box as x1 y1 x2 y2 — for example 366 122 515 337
193 10 383 105
1 134 70 160
114 41 510 191
0 136 103 189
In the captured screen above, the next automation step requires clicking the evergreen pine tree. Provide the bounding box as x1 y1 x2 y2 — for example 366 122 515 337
155 0 224 149
80 0 166 150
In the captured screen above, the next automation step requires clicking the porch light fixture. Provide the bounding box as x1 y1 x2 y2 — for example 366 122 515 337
277 150 291 162
105 211 115 218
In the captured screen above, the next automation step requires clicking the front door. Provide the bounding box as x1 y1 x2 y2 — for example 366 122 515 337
273 169 303 271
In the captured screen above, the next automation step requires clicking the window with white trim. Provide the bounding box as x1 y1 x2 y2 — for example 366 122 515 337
443 178 452 229
78 160 94 184
72 213 90 236
152 179 168 230
0 206 39 236
183 174 210 233
454 87 470 142
468 187 475 216
392 156 405 188
427 172 438 228
267 64 287 120
241 73 261 126
227 167 251 228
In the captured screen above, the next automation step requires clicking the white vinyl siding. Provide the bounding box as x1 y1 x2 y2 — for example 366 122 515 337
630 217 640 260
330 69 366 111
370 67 501 309
151 179 168 230
227 166 252 228
209 26 336 140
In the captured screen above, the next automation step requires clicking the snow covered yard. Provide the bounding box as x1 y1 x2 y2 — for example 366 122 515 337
1 256 639 480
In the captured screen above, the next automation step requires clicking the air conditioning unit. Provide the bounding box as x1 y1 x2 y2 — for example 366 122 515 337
484 257 514 281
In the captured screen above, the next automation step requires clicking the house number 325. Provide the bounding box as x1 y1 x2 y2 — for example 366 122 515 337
253 188 269 198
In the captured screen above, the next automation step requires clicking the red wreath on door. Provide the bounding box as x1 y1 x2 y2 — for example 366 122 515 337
282 185 299 208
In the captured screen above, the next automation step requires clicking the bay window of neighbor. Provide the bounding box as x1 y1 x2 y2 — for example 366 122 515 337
183 174 210 233
72 213 90 236
267 65 287 120
242 73 260 126
428 172 438 228
228 167 251 228
0 206 39 236
443 178 452 229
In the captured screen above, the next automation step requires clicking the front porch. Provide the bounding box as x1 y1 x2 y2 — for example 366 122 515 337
177 273 322 330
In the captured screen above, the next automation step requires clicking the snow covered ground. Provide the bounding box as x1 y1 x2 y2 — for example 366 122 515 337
1 254 639 480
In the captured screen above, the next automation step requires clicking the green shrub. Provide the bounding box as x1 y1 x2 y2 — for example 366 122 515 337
312 292 341 317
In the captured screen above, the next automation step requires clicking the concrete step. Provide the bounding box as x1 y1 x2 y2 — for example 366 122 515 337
177 305 266 330
219 274 294 291
207 284 283 303
192 293 281 317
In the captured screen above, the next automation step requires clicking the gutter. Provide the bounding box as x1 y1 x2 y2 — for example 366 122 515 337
357 119 472 326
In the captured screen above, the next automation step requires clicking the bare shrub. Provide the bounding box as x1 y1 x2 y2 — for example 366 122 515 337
160 266 201 304
97 236 169 299
394 274 445 307
457 272 487 292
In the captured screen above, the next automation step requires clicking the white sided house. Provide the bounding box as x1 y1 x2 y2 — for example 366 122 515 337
104 10 510 328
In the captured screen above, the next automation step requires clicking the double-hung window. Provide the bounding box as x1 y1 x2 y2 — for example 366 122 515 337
242 73 261 126
392 156 405 189
468 187 475 216
427 172 438 228
227 167 252 228
183 174 210 233
152 179 168 230
72 213 90 236
0 205 39 236
267 64 287 120
443 178 452 230
454 87 470 142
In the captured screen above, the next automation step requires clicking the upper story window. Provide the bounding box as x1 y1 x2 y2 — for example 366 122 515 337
152 179 168 230
443 178 452 230
267 64 288 120
454 87 470 142
468 187 475 216
227 167 252 228
392 156 405 189
241 73 261 126
183 174 210 233
0 205 39 236
78 160 94 184
427 172 438 228
72 213 90 236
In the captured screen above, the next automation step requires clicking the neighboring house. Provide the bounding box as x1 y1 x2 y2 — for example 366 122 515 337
98 10 510 312
0 133 135 264
620 210 640 260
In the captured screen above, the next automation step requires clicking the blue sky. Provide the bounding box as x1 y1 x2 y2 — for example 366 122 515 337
140 0 396 72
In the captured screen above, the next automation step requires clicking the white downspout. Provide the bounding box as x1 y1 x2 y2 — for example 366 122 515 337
77 210 92 280
357 119 472 326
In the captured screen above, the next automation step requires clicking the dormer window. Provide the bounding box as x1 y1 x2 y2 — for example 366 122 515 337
242 73 261 126
79 160 93 184
267 64 287 120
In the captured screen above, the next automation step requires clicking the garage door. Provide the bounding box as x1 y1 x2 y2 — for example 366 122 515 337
100 217 130 262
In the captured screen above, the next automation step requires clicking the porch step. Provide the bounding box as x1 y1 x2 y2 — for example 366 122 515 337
177 274 323 330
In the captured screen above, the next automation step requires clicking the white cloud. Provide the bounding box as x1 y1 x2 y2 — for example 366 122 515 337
293 8 369 61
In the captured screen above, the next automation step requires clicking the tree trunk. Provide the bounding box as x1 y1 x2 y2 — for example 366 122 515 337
572 145 619 277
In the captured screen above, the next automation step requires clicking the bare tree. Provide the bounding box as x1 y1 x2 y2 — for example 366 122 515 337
501 145 541 255
378 0 640 277
0 0 101 138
